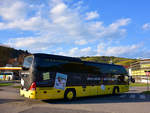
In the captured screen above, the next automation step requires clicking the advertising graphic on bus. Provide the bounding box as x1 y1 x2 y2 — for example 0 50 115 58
54 73 67 90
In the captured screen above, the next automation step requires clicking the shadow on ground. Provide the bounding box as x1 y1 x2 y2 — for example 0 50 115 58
0 99 24 104
42 93 150 104
19 107 107 113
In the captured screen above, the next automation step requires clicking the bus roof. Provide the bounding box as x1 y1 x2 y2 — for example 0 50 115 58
25 53 127 74
31 53 123 67
32 53 81 62
0 67 22 70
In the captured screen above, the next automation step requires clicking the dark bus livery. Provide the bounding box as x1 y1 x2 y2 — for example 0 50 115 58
20 53 130 100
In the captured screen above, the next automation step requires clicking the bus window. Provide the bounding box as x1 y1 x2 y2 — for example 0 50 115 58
67 73 83 86
118 76 124 82
23 56 33 69
117 75 128 84
37 72 55 87
125 76 129 82
86 74 99 85
43 72 50 80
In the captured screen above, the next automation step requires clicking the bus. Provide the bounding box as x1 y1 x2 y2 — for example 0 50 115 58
20 53 132 100
0 72 14 80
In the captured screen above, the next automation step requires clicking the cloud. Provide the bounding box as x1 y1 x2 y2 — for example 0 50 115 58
109 18 131 30
0 0 26 21
7 36 49 52
0 0 50 31
57 43 144 58
50 2 67 15
75 40 87 45
97 43 106 54
142 23 150 30
58 47 96 57
6 16 130 52
87 18 131 41
105 45 139 56
85 11 99 20
97 43 142 57
0 16 50 31
0 0 137 57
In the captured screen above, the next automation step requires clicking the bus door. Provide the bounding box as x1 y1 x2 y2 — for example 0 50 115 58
97 74 113 95
86 74 98 96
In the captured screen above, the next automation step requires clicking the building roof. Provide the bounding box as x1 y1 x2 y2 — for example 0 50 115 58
140 59 150 61
0 67 22 70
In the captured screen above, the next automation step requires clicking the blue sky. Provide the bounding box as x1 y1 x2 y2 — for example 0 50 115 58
0 0 150 58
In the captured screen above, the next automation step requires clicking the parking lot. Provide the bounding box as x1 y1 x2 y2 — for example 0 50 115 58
0 83 150 113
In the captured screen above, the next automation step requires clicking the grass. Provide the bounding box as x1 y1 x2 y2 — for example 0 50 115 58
0 83 13 87
130 83 148 87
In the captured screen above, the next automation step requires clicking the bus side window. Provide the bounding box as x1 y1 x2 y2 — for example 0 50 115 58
43 72 50 80
67 73 82 86
117 75 125 82
36 72 54 87
124 76 129 82
86 74 99 85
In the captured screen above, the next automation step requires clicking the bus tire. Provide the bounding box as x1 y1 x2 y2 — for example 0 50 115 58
64 89 76 101
113 87 119 95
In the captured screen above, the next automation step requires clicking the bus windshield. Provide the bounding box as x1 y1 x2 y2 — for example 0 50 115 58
23 56 33 69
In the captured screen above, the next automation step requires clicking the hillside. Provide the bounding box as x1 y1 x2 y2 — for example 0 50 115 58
0 45 138 67
0 45 29 66
80 56 138 67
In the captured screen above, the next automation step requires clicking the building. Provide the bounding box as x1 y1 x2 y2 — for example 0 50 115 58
0 67 22 80
130 59 150 83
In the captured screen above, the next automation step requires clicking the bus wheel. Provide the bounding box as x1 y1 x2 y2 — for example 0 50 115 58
113 87 119 95
64 89 76 101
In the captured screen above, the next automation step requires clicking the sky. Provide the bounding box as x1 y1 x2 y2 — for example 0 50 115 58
0 0 150 58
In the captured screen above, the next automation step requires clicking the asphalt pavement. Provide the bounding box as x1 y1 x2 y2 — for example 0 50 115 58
1 83 150 113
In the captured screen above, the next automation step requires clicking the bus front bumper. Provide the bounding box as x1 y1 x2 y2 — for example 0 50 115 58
20 89 36 99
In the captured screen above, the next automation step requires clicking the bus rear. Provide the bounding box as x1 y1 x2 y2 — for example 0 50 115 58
20 54 66 99
20 55 36 98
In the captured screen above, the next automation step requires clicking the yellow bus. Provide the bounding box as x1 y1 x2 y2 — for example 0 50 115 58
20 53 132 100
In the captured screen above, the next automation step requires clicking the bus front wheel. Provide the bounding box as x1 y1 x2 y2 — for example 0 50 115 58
64 89 76 101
